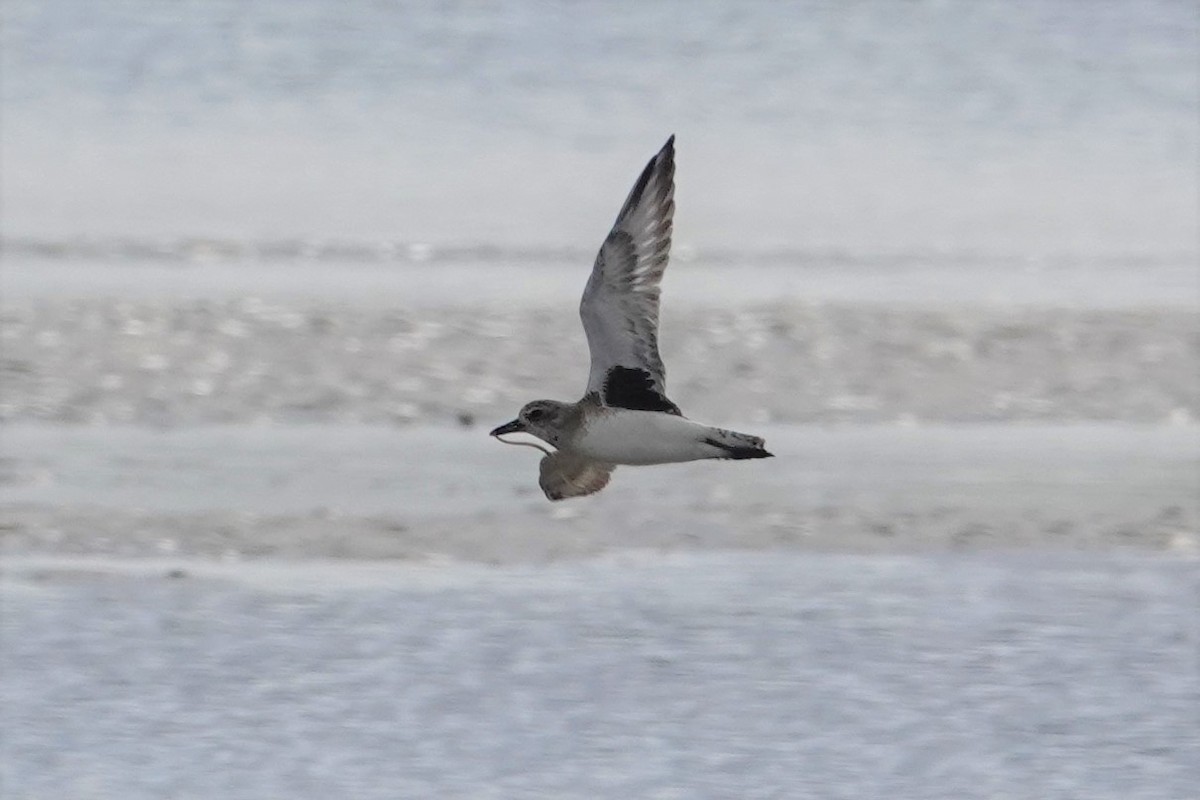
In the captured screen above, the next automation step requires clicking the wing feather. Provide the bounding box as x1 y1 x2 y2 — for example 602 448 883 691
538 452 615 501
580 136 679 414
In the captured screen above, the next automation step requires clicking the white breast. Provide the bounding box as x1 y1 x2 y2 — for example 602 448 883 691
573 410 719 465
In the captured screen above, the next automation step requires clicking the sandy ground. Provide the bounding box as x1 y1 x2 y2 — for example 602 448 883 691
2 424 1196 563
1 298 1196 427
1 268 1196 563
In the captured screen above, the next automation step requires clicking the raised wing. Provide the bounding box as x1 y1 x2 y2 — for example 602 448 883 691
538 451 615 501
580 135 681 415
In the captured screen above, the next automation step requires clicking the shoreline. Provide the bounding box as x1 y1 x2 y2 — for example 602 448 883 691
3 547 1197 592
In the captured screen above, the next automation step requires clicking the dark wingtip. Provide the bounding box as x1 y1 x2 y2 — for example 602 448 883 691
703 438 774 460
614 136 675 226
659 135 675 163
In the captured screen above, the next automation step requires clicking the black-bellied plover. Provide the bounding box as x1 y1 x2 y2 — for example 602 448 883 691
491 136 772 500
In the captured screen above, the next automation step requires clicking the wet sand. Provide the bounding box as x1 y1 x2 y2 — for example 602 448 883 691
2 424 1196 562
2 260 1198 563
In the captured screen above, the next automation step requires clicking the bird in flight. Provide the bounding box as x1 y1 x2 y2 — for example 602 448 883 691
491 136 772 500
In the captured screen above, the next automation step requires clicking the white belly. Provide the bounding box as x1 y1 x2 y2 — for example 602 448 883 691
573 410 717 465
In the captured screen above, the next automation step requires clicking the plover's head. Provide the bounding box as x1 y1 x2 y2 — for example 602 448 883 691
490 400 573 446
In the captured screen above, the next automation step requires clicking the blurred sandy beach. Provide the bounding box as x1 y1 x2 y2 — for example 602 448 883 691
2 1 1198 798
3 259 1197 561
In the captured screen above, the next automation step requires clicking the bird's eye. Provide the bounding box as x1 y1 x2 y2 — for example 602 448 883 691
527 408 545 421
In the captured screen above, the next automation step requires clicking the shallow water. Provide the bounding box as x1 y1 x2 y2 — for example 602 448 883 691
2 552 1197 799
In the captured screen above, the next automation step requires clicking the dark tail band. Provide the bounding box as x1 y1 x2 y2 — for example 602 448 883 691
703 438 774 460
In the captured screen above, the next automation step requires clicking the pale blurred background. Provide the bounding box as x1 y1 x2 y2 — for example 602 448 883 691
2 2 1198 798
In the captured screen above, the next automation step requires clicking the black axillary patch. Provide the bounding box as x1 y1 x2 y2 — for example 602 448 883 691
603 366 681 414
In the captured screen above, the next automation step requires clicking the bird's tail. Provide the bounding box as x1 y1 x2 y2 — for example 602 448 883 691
701 428 774 460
